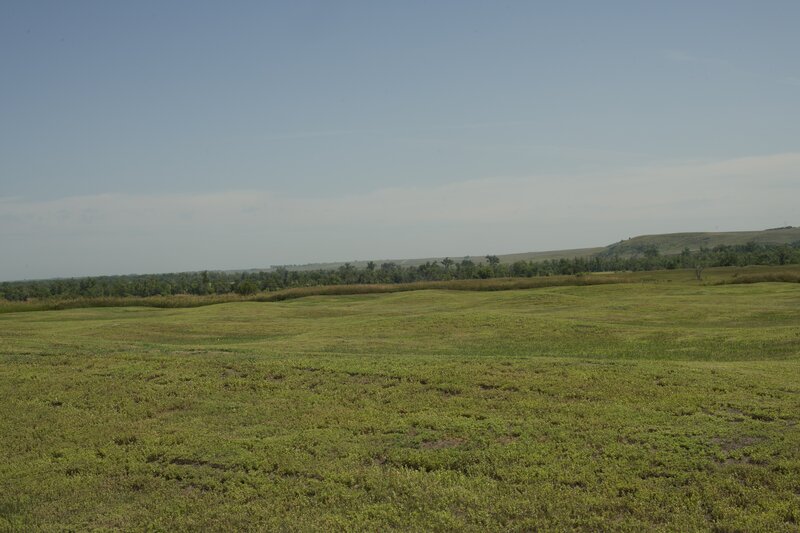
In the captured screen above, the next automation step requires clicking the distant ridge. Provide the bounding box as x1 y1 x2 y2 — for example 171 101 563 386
601 227 800 257
271 227 800 272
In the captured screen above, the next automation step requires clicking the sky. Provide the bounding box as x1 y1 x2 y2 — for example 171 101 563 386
1 1 799 280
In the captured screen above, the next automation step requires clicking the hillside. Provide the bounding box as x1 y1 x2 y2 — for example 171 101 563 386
276 227 800 271
602 227 800 257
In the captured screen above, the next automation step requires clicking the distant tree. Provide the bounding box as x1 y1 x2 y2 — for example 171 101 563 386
694 263 705 281
511 260 530 277
776 245 792 265
338 263 357 284
441 257 454 271
679 247 692 269
459 259 476 278
476 265 493 279
235 280 258 295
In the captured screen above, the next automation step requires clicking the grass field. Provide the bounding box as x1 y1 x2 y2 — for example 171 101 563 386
1 272 799 530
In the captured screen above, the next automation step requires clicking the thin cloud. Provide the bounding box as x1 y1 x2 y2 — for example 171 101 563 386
663 49 728 67
255 120 546 144
664 49 800 89
1 153 798 280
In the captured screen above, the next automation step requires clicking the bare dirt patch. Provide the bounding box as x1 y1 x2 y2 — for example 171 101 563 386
712 435 765 452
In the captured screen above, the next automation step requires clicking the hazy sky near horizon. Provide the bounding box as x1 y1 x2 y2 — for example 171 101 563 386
2 1 799 280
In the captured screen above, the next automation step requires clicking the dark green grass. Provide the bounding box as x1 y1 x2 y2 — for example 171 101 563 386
1 281 799 530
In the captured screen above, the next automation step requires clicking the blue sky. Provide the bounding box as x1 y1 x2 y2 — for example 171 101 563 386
2 1 799 280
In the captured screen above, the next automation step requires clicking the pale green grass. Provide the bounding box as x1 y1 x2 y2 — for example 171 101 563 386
1 281 799 530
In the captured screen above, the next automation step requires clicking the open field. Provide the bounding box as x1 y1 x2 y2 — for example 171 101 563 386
1 275 799 530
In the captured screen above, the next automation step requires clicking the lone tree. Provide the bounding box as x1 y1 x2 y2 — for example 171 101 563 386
694 247 710 281
694 262 705 281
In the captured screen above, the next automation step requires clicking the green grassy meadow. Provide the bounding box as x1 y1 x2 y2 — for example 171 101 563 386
1 273 799 530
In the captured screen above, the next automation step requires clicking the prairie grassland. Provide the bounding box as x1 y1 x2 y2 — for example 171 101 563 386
1 278 799 530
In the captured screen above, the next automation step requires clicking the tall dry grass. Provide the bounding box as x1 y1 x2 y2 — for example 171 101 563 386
717 271 800 285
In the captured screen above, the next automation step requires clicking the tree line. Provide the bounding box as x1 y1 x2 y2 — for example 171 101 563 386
2 242 799 302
